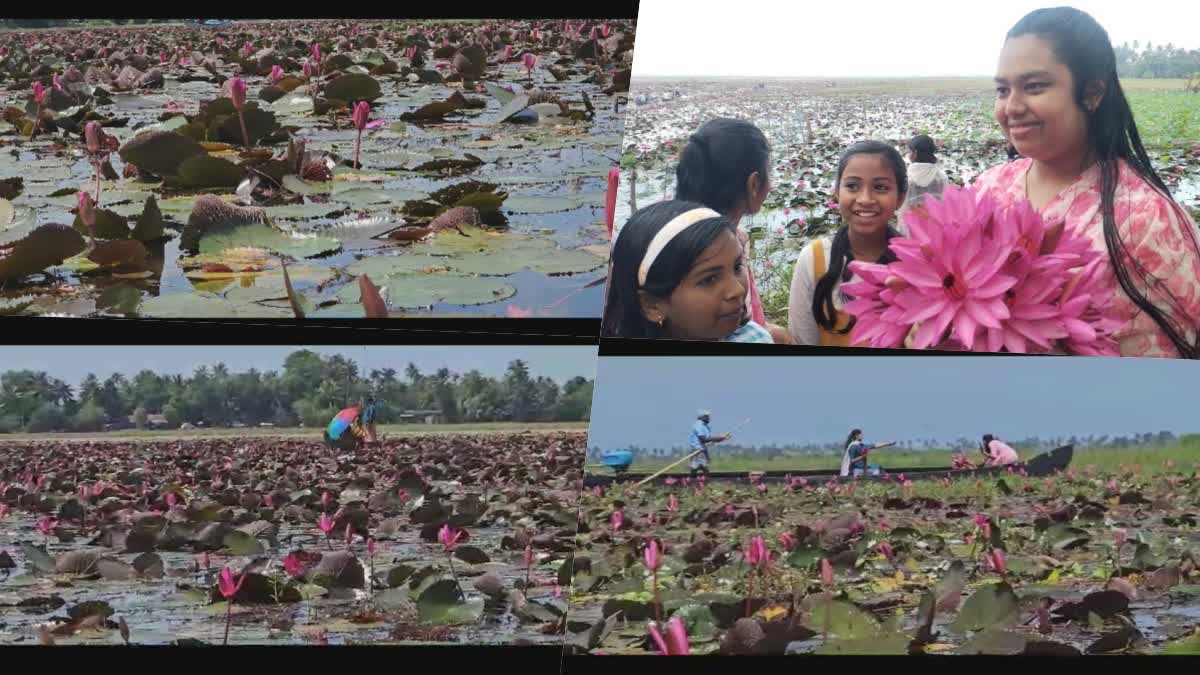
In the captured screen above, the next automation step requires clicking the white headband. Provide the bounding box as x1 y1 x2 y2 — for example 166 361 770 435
637 207 722 287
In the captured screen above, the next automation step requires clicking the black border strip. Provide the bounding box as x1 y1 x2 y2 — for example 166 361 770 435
0 317 599 345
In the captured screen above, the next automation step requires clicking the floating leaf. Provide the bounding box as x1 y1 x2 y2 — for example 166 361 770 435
199 222 340 260
324 74 382 103
803 600 880 640
73 208 131 240
0 224 87 281
416 579 484 625
118 130 207 177
88 239 148 267
336 273 515 308
503 195 584 214
952 582 1020 633
282 174 333 195
132 196 164 241
20 544 56 574
176 155 244 188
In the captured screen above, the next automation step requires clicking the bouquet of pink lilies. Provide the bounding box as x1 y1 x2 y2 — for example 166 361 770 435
843 185 1121 355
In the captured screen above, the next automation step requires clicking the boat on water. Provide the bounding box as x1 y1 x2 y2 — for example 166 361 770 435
582 444 1074 488
184 20 235 28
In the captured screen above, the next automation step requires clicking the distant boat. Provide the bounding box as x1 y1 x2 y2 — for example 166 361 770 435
184 20 235 28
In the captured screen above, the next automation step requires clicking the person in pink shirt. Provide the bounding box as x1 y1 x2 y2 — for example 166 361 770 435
675 118 794 344
981 434 1019 467
972 7 1200 359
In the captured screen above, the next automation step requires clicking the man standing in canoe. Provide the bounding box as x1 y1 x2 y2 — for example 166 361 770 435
689 409 731 478
981 434 1019 466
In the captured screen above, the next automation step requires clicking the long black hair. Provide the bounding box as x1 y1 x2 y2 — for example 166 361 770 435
981 434 995 457
909 134 937 163
813 140 908 333
676 117 771 214
1007 7 1200 358
845 428 863 449
601 199 736 338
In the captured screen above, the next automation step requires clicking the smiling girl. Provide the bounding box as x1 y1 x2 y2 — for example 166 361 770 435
787 141 908 346
602 200 773 342
973 6 1200 359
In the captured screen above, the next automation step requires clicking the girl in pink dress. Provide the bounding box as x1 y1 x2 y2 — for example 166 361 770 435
981 435 1019 467
972 7 1200 359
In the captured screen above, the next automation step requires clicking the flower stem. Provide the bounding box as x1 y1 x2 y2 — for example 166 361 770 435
93 160 102 208
237 110 250 148
652 569 661 623
447 554 463 600
354 130 362 170
223 599 233 645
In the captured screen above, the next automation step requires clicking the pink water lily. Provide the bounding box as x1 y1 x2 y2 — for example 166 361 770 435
438 524 464 552
228 77 251 147
218 566 247 645
988 548 1007 577
745 535 768 569
77 191 96 244
0 503 9 519
503 44 513 61
317 512 335 549
778 532 796 551
522 52 538 79
283 552 307 578
269 65 283 83
647 616 689 655
643 539 661 571
610 511 623 531
879 541 895 564
303 60 314 81
242 41 254 59
820 558 834 588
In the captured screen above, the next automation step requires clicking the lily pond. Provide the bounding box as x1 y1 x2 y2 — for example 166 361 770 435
0 431 584 645
0 20 634 318
616 78 1200 324
566 460 1200 655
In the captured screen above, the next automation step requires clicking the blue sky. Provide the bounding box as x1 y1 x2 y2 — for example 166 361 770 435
2 346 598 387
587 356 1198 449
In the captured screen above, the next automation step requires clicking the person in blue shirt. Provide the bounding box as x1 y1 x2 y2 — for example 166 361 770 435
689 409 731 477
361 395 379 444
839 429 896 477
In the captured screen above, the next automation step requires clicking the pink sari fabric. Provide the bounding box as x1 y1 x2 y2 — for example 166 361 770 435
972 158 1200 358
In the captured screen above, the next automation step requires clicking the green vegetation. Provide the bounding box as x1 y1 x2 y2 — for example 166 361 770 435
0 350 594 433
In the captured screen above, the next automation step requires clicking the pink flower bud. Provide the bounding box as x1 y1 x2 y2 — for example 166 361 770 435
229 77 247 110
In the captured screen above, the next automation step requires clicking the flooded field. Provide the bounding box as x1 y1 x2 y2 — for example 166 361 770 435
0 431 584 645
566 452 1200 655
616 77 1200 324
0 20 635 318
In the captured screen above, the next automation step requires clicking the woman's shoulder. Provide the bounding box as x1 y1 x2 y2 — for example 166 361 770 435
972 157 1032 191
724 320 775 344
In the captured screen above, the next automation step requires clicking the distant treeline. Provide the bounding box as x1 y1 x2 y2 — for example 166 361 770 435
1116 42 1200 79
590 431 1188 460
0 350 593 433
2 20 181 28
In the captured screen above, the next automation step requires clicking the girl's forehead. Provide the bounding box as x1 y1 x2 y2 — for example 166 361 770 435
842 154 895 177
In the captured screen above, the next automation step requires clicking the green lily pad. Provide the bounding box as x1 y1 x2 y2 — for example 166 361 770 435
962 629 1029 655
814 632 910 655
803 600 881 640
222 530 265 556
336 272 515 308
952 582 1020 633
266 203 347 220
73 208 131 240
20 544 56 574
0 224 87 281
138 292 294 318
503 196 584 213
96 284 142 315
1165 631 1200 655
416 579 484 625
497 95 531 123
134 115 189 136
199 222 341 260
132 196 164 241
484 82 517 107
214 105 278 146
282 175 334 195
176 155 244 188
118 130 207 177
268 95 315 116
673 604 718 639
325 74 382 104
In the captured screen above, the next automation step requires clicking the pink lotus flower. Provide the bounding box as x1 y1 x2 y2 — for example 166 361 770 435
820 558 834 587
318 512 335 533
778 532 796 551
262 494 273 509
506 304 534 318
33 81 47 105
745 535 768 569
438 524 464 551
37 516 58 535
77 191 96 240
303 60 314 80
879 541 895 564
610 511 623 531
218 566 246 599
503 44 513 61
165 492 177 509
311 43 321 63
601 24 612 37
644 539 661 571
522 52 538 78
667 494 679 513
406 46 416 61
988 548 1006 576
646 616 689 655
1113 528 1128 548
242 41 254 59
0 504 9 519
283 552 306 578
269 65 283 83
229 77 247 110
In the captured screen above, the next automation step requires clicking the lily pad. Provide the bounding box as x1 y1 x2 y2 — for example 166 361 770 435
176 155 244 189
952 582 1020 633
199 222 341 260
336 273 515 308
417 579 485 625
324 74 382 104
0 224 87 281
503 195 584 214
132 196 164 241
118 130 207 177
73 208 131 240
282 175 334 195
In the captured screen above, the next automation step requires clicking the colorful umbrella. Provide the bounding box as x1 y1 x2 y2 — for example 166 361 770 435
327 407 360 440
